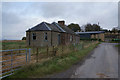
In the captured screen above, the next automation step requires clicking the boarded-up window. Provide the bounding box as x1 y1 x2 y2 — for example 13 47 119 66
32 33 36 40
44 33 48 41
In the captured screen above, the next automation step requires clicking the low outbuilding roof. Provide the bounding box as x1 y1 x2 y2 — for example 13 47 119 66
75 31 105 34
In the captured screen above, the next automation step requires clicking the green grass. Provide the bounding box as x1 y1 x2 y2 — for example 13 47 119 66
5 42 99 78
2 41 26 50
115 44 120 47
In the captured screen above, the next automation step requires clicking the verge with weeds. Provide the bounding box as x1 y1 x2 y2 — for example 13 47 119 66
115 44 120 47
5 42 100 78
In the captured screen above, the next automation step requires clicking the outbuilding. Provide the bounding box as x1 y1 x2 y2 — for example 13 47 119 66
75 31 105 41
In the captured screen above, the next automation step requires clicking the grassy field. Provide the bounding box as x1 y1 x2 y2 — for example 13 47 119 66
1 40 26 50
3 41 99 78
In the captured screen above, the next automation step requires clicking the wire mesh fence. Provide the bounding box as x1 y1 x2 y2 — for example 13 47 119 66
29 41 98 63
0 40 98 79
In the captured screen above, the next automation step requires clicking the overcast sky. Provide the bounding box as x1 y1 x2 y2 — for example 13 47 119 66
2 2 118 40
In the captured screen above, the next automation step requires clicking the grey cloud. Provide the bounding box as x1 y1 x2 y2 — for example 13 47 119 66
39 2 117 29
2 12 25 40
2 12 34 40
2 12 22 25
40 3 69 18
2 10 46 40
2 2 118 40
118 2 120 27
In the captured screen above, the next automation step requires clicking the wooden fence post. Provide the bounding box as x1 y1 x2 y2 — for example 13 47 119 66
62 45 63 54
47 45 49 56
36 48 38 63
82 43 84 49
3 45 5 50
53 46 54 56
73 44 75 51
33 46 34 54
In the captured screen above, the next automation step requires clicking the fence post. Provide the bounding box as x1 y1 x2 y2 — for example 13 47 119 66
36 48 38 63
28 48 31 62
53 46 54 56
81 43 83 49
53 46 56 56
11 50 13 73
26 49 27 63
33 47 34 54
47 46 49 56
73 44 75 51
3 45 5 50
62 45 63 54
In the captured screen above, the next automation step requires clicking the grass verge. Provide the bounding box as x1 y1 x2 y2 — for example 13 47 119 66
4 42 100 79
115 44 120 47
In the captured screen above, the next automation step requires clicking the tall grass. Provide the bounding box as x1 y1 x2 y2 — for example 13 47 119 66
6 42 99 78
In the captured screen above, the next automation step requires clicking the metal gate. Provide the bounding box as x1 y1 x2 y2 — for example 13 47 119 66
0 48 31 79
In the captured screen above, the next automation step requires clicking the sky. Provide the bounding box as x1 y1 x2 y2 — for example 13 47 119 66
2 2 118 40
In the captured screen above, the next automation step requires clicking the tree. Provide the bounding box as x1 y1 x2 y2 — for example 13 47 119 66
22 37 26 40
85 23 101 31
85 23 93 31
92 24 100 31
111 28 119 32
67 23 81 32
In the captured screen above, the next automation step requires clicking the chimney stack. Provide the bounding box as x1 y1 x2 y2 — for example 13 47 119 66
58 21 65 26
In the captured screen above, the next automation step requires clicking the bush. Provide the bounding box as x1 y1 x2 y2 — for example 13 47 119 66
22 37 26 40
111 39 120 43
80 38 98 41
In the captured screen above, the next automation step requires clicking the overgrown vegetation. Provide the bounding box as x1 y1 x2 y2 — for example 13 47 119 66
5 42 99 78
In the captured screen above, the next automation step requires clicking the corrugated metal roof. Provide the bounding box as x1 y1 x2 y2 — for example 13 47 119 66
75 31 105 34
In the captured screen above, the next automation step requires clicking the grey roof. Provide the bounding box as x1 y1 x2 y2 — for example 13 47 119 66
52 22 75 34
45 22 62 32
60 24 75 34
26 22 51 31
26 21 75 35
75 31 105 34
43 22 52 30
26 22 62 32
52 22 66 32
